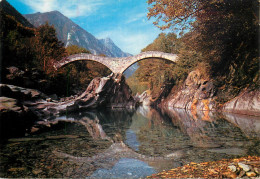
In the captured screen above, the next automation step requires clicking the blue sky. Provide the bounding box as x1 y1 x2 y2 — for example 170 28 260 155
7 0 164 55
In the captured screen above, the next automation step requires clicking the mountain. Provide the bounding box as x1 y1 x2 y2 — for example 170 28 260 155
99 38 131 57
123 63 139 78
0 0 33 28
24 11 130 57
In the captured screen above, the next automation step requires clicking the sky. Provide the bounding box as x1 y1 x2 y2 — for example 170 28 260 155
7 0 164 55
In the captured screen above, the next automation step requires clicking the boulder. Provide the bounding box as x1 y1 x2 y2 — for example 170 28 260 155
0 97 23 113
0 97 36 140
0 73 137 139
77 73 136 108
162 70 217 112
26 73 137 119
5 66 25 80
222 88 260 116
0 84 47 101
136 91 152 106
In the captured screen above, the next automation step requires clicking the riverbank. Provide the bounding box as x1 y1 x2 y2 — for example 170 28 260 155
146 70 260 117
148 156 260 178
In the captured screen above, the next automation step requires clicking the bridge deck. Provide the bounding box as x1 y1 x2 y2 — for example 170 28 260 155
53 51 178 74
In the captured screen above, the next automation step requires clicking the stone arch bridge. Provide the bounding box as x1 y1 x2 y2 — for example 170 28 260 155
53 51 178 74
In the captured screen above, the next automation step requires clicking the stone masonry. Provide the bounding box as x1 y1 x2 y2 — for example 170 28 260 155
53 51 178 74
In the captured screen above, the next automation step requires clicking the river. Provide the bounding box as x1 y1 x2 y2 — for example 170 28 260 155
0 107 259 178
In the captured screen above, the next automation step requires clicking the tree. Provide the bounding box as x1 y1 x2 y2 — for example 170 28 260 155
147 0 259 90
66 45 91 55
56 45 111 95
130 32 185 97
33 22 66 74
1 10 35 70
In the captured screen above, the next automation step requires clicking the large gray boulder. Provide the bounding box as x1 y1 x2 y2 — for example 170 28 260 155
163 70 217 112
30 73 136 118
222 88 260 116
0 97 36 140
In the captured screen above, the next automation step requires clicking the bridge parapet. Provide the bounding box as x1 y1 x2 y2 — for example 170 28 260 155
53 51 178 74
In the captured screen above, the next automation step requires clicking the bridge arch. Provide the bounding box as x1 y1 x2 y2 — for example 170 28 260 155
53 51 178 74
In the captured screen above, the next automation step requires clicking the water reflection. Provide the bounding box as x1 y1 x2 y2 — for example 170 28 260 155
0 107 259 178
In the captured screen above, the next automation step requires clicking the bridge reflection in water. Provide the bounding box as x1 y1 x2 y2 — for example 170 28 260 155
1 107 259 178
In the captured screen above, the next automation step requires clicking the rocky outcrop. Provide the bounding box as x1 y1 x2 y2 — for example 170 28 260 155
0 97 36 140
0 84 50 140
0 73 136 139
1 73 136 121
3 66 48 91
162 70 217 112
76 73 136 109
222 88 260 116
0 83 48 100
136 91 152 106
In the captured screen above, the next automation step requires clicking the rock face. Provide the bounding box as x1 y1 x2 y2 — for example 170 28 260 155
2 66 53 95
74 73 136 109
222 88 260 116
0 96 36 140
0 84 48 140
0 84 48 101
1 73 136 119
99 37 132 57
162 70 217 112
0 73 136 139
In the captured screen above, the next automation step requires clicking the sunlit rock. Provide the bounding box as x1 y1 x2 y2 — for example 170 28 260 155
162 70 217 113
223 88 260 116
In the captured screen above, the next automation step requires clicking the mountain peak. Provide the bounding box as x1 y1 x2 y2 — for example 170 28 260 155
49 10 63 15
99 38 132 57
104 37 113 42
24 11 131 57
100 37 115 46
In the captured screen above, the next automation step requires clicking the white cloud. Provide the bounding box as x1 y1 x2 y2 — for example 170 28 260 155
21 0 104 17
126 12 147 24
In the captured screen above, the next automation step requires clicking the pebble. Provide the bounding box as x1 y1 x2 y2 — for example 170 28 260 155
238 162 250 172
238 170 246 178
246 171 256 177
32 169 42 175
228 165 236 172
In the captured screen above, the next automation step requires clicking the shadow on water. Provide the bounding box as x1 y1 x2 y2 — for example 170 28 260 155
0 107 259 178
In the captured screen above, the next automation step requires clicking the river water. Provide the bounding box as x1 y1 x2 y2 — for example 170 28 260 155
0 107 259 178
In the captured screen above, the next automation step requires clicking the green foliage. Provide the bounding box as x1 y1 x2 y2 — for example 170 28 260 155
66 45 91 55
1 11 66 74
126 71 150 95
1 11 111 97
32 22 66 74
197 0 259 90
147 0 259 95
132 32 202 98
57 45 111 96
1 10 35 69
143 33 180 53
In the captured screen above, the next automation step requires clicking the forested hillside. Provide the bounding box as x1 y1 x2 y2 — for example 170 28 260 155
0 0 111 96
128 0 259 103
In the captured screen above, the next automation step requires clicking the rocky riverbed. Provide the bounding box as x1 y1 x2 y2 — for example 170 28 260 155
148 156 260 178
